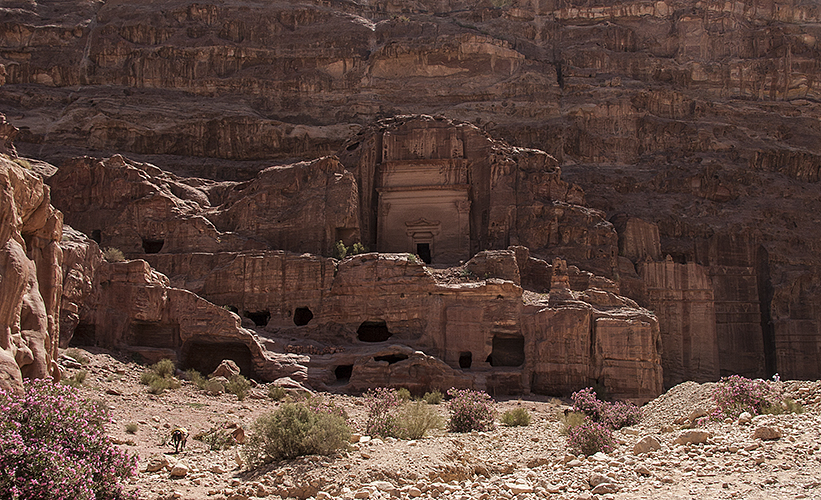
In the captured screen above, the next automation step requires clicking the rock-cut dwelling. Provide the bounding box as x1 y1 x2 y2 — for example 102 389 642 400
48 115 665 401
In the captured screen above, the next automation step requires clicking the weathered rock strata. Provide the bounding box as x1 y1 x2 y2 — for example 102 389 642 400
0 138 62 392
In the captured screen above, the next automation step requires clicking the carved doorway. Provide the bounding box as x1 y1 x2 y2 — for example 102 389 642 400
416 243 432 264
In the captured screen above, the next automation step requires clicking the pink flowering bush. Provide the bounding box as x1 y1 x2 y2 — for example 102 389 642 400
710 374 779 419
571 387 641 430
566 420 615 456
0 379 138 500
601 401 642 429
446 388 496 433
364 387 402 438
571 387 605 421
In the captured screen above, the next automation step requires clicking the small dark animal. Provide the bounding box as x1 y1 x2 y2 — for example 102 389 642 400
170 427 188 453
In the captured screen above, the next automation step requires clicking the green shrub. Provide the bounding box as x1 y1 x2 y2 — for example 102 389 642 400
63 370 88 388
333 240 347 260
65 348 89 365
399 401 444 439
102 247 125 262
150 359 176 378
147 376 178 395
396 387 412 402
197 428 236 451
242 402 350 467
501 407 531 427
140 359 180 394
446 388 496 433
184 369 206 389
559 411 587 436
762 397 805 415
125 422 139 434
350 242 368 255
423 391 444 405
226 374 251 401
268 385 288 401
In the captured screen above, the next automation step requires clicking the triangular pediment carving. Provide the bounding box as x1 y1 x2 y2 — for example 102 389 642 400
405 217 441 229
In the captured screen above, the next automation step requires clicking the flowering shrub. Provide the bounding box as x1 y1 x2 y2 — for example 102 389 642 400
566 420 615 456
571 387 605 421
243 402 350 466
601 401 642 429
364 387 403 438
446 388 496 433
710 374 779 419
0 379 138 500
571 387 641 430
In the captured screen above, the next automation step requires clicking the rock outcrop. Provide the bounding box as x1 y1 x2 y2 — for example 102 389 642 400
59 229 309 382
0 122 62 392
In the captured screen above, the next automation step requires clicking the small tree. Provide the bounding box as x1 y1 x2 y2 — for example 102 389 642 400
333 240 348 259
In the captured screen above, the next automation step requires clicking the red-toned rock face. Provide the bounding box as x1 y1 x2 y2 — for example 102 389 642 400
0 133 62 392
4 0 821 393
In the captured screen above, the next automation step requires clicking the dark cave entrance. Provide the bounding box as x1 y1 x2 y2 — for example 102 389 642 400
244 310 270 327
69 322 97 347
142 238 165 254
357 320 392 342
335 365 353 381
486 335 525 367
416 243 432 264
181 341 256 379
293 307 313 326
91 230 102 244
459 351 472 369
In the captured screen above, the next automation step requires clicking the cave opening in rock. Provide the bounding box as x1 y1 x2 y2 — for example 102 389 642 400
487 335 525 367
293 307 313 326
374 354 408 364
142 238 164 254
335 364 353 381
69 322 97 347
459 351 472 369
357 320 392 342
181 341 256 379
416 243 432 264
244 310 270 327
91 229 102 244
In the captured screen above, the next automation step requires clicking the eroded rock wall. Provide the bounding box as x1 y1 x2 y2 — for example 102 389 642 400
58 230 308 382
0 147 62 392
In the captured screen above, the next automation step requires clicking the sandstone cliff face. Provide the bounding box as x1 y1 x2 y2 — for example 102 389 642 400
0 140 62 392
49 154 360 258
5 0 821 388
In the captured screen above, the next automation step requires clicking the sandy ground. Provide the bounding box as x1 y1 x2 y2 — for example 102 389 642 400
58 347 821 500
